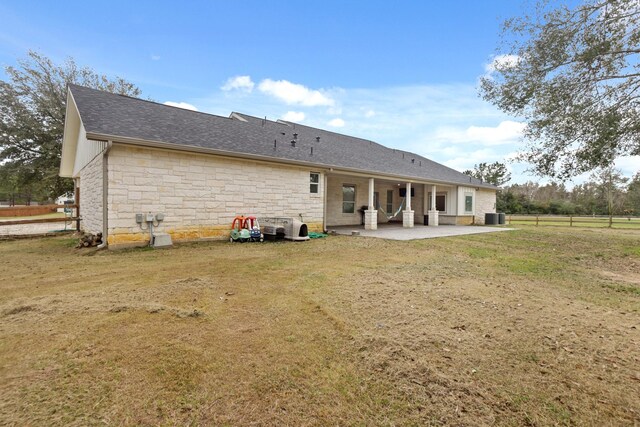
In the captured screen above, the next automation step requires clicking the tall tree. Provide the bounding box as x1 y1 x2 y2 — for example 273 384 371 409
592 166 629 216
0 51 141 200
463 161 512 186
480 0 640 179
571 182 600 215
626 172 640 214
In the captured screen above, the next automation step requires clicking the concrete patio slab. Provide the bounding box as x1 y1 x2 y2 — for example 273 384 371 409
327 224 512 240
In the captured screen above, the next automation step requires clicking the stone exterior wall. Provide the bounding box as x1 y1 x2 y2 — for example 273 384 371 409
474 189 497 225
78 153 103 234
106 145 324 247
325 175 424 226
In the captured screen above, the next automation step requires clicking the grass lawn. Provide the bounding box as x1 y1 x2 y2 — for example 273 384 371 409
0 227 638 426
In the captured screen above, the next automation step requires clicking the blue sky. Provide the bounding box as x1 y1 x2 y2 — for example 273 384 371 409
1 1 636 184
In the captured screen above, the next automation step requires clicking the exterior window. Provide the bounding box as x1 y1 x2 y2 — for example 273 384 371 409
310 172 319 193
342 185 355 213
465 194 473 213
386 190 393 213
373 192 380 209
428 193 446 212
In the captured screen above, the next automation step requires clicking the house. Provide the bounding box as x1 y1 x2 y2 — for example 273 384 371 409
60 85 497 248
55 192 74 213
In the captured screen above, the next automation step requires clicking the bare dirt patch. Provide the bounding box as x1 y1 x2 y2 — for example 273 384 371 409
600 270 640 286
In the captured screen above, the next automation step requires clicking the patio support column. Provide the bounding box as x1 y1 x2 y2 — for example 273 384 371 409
423 184 429 214
403 182 414 228
428 184 439 226
364 177 377 230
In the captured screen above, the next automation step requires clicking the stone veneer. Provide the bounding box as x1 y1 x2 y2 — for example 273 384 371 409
474 189 497 225
78 153 103 234
105 145 324 247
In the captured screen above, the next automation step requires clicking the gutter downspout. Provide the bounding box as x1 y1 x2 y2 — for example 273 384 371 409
97 140 113 249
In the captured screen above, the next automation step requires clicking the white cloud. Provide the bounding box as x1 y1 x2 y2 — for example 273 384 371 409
221 75 255 92
258 79 334 106
364 109 376 118
431 121 525 146
163 101 198 111
443 148 498 171
201 81 637 187
327 106 343 115
484 54 521 74
150 54 161 61
281 111 305 122
327 118 345 127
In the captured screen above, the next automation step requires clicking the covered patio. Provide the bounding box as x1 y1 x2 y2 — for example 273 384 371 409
327 223 511 241
324 172 458 230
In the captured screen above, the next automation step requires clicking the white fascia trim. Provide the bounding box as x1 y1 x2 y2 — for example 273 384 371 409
59 90 82 177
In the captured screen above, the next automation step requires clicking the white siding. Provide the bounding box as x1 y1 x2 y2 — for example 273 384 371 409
457 186 476 216
72 125 107 177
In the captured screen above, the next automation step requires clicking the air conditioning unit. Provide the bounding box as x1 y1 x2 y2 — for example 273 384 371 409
152 232 173 248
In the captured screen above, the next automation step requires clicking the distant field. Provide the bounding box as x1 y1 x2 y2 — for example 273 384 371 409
0 227 638 425
507 214 640 229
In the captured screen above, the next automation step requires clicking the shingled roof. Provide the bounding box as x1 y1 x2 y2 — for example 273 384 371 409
67 84 494 189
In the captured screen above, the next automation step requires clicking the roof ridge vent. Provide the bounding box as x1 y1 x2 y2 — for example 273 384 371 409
229 112 247 122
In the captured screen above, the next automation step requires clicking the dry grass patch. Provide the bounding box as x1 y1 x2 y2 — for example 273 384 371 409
0 227 639 425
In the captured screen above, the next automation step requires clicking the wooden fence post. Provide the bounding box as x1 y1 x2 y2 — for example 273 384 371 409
609 215 613 228
536 215 539 226
570 216 573 227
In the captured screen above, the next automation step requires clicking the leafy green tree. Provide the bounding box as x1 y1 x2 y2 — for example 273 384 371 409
0 162 44 205
497 190 525 213
571 182 600 215
508 181 540 201
533 182 569 204
624 172 640 215
591 166 628 215
0 51 141 200
549 200 577 215
463 161 512 186
480 0 640 179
